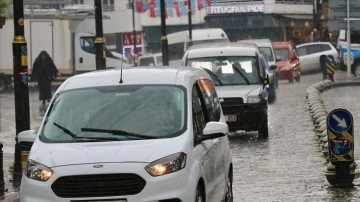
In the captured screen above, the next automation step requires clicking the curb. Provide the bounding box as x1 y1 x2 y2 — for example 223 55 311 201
305 78 360 168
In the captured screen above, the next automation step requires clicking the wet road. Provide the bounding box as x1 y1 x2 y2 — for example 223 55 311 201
1 71 360 201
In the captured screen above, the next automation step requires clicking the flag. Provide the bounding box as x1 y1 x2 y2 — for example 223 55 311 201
206 0 211 7
179 1 187 16
149 0 156 17
166 0 174 17
202 0 207 9
135 0 143 12
191 0 196 13
174 1 181 17
212 0 218 4
155 0 161 17
142 0 149 11
197 0 203 10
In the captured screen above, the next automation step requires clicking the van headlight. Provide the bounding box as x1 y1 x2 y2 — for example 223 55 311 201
247 96 261 103
145 152 186 177
25 160 53 182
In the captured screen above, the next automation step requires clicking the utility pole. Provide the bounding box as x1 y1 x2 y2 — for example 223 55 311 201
132 0 137 66
12 0 30 188
188 0 193 45
160 0 169 66
94 0 106 70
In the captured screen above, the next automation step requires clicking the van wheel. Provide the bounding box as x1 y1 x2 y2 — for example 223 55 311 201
354 63 360 77
288 75 294 83
258 113 268 139
0 76 8 92
195 184 205 202
224 169 233 202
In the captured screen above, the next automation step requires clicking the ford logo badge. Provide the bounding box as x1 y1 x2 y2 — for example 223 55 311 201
219 98 224 103
93 165 103 168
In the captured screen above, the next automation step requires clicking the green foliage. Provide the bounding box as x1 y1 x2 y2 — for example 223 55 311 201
0 0 9 16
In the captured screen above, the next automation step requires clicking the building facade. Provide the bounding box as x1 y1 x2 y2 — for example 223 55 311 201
7 0 321 64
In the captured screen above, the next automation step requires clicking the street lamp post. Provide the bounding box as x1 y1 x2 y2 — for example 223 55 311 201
94 0 106 70
12 0 30 188
188 0 193 45
160 0 169 66
132 0 137 66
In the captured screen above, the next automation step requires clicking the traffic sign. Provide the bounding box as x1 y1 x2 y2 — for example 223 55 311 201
327 108 354 163
328 109 353 133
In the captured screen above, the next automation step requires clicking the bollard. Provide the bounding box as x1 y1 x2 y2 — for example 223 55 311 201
325 108 356 187
0 143 5 197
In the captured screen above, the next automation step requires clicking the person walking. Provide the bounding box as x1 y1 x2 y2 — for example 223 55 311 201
31 50 60 106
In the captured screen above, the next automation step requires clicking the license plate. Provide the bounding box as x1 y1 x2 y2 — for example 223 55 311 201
225 115 237 122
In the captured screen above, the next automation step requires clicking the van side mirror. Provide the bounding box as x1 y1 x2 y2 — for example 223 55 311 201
269 65 277 71
18 130 37 144
196 122 228 143
267 74 274 86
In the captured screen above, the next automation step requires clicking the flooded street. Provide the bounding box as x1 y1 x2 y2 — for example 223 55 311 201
1 71 360 201
230 71 360 201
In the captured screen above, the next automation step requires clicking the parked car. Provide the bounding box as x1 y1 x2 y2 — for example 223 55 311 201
238 39 279 88
273 41 301 83
18 66 233 202
296 42 338 73
183 42 274 138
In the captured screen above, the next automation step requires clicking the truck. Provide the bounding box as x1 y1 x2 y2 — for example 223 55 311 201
0 18 128 91
337 29 360 77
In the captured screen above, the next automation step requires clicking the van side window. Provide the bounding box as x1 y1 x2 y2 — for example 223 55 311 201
197 79 221 122
192 84 206 138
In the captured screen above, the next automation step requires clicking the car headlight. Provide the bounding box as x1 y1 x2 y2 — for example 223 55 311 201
247 96 261 103
145 152 186 177
25 159 53 182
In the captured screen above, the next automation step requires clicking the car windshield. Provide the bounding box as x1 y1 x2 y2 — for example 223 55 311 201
186 56 261 86
274 48 290 61
39 85 186 143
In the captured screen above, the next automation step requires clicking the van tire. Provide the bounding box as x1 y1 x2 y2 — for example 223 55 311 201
0 75 9 92
354 63 360 77
258 113 268 139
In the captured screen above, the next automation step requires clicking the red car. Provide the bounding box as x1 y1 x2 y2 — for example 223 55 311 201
272 41 301 83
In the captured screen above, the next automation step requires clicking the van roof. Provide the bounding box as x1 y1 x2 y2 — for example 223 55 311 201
238 39 273 47
185 42 259 58
58 66 209 91
167 28 228 44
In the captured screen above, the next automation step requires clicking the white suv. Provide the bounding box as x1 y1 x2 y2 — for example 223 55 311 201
296 42 339 73
18 67 233 202
183 42 274 138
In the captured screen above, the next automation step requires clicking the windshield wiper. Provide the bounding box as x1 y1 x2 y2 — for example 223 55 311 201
81 128 157 140
202 68 223 85
232 64 250 85
53 122 78 142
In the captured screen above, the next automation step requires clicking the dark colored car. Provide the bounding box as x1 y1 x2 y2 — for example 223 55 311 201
273 41 301 83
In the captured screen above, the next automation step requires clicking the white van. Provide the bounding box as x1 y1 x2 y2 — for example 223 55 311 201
18 66 233 202
167 28 229 61
183 42 274 139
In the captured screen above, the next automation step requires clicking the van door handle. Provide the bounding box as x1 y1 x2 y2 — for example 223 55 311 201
79 57 83 63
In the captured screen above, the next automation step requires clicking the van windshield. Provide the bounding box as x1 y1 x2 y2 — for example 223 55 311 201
186 56 261 86
40 85 187 143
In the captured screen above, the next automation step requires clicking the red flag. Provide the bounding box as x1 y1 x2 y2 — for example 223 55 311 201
197 0 203 10
206 0 211 7
149 0 156 17
174 1 181 17
135 0 143 12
